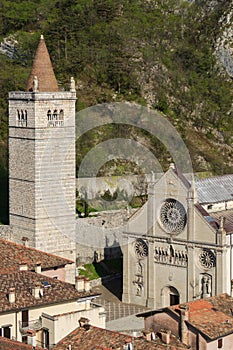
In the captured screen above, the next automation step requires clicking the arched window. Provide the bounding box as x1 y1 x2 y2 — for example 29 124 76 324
47 110 51 121
59 109 64 120
24 110 27 126
47 108 64 127
53 109 58 120
17 110 27 127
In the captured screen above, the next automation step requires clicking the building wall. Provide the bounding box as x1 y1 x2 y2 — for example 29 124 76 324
43 304 105 345
123 167 229 308
9 91 76 284
0 298 104 346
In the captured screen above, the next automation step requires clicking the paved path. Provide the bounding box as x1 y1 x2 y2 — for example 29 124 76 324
92 276 149 322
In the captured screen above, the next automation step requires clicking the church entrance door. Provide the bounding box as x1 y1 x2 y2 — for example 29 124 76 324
162 286 180 307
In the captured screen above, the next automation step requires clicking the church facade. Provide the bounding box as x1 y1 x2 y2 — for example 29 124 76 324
122 164 233 308
8 36 76 283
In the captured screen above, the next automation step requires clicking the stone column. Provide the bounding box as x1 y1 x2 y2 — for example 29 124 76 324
187 244 196 301
146 239 156 308
216 247 227 295
122 234 131 304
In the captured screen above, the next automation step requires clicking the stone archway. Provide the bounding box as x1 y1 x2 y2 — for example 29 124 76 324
161 286 180 307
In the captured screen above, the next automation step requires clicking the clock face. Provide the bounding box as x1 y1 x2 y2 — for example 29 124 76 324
160 198 187 233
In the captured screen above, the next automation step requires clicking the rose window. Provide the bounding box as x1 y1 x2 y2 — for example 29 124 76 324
160 199 187 233
135 239 148 258
199 249 216 269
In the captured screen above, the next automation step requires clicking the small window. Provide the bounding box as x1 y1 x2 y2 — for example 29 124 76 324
207 204 213 210
59 109 64 120
218 338 223 348
53 109 58 119
3 326 11 339
17 109 27 127
47 110 52 120
22 336 27 344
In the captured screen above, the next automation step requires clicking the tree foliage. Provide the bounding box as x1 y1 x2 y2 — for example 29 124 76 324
0 0 232 180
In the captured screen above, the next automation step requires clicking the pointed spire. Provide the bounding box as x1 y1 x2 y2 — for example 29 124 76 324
26 35 58 92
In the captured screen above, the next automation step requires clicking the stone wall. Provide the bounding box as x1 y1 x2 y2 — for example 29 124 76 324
76 174 151 200
0 225 13 240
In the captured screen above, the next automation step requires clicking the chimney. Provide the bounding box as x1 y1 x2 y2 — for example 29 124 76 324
84 278 91 292
32 282 41 299
19 262 28 271
180 304 189 346
78 317 90 328
8 287 15 303
160 330 171 345
22 237 29 247
75 276 85 292
143 329 156 341
35 262 41 274
124 337 133 350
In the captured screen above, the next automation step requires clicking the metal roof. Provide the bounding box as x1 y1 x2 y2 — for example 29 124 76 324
195 174 233 204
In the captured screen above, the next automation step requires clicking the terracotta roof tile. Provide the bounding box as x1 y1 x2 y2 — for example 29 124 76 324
0 238 73 273
26 35 58 92
170 294 233 340
53 325 188 349
0 271 98 312
0 336 43 349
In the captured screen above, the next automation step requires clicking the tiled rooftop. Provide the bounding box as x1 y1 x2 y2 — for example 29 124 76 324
195 174 233 204
0 238 73 274
0 271 98 312
211 209 233 234
0 336 43 349
171 294 233 340
53 324 188 350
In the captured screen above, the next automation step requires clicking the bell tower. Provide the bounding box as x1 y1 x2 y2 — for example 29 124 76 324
8 35 76 283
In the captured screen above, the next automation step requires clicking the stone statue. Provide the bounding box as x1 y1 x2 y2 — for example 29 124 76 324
70 76 76 92
202 275 211 296
33 76 38 92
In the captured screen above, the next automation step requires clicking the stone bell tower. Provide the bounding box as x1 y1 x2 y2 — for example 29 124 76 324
8 35 76 283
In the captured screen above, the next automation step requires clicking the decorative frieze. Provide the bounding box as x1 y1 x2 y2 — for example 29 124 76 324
154 245 188 267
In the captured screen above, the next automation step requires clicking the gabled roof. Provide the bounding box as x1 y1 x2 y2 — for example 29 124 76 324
0 271 98 312
53 324 188 350
26 35 58 92
0 238 73 274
